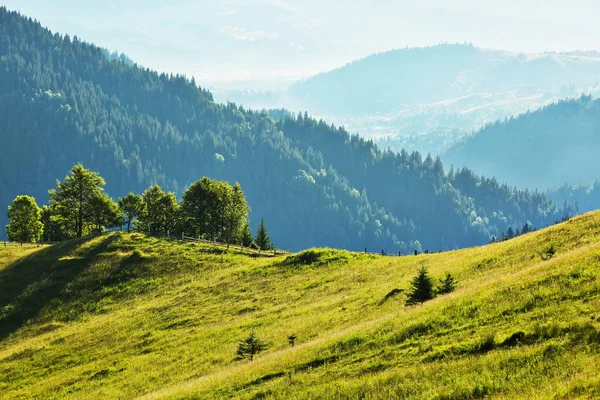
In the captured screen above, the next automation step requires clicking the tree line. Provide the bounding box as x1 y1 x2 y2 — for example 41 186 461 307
5 164 273 250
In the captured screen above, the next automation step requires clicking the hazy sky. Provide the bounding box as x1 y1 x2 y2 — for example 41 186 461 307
4 0 599 90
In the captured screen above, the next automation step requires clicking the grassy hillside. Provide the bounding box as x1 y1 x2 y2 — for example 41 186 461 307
2 212 600 399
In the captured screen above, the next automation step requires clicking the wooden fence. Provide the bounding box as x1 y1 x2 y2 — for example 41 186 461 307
180 234 290 258
363 248 432 257
1 241 60 247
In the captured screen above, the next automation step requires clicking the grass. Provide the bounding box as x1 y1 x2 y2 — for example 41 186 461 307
1 212 600 399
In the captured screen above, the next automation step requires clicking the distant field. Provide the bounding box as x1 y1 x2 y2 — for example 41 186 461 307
1 213 600 399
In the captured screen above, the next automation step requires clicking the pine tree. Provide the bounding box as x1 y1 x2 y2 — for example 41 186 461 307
437 273 457 295
406 266 435 305
506 226 515 239
241 220 253 247
288 334 297 347
236 332 268 361
6 195 43 243
255 218 273 250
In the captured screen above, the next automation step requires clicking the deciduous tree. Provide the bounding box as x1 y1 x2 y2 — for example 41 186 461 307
86 192 121 234
48 164 106 238
119 193 144 232
6 195 43 243
224 183 250 247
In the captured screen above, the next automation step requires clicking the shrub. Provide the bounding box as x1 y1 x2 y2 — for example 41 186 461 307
540 244 557 260
475 334 495 353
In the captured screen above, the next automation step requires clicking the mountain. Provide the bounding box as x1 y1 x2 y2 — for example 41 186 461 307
225 44 600 156
2 212 600 398
288 43 600 115
0 8 561 252
443 95 600 190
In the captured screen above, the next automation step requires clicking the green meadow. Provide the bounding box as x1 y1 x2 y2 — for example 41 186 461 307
2 212 600 399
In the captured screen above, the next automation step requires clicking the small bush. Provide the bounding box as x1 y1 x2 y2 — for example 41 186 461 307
278 249 356 268
379 288 403 305
475 334 495 353
501 331 525 347
540 244 557 260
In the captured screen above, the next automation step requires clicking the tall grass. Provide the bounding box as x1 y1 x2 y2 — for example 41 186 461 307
0 213 599 399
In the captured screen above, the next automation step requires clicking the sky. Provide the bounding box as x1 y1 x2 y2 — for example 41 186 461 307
4 0 600 90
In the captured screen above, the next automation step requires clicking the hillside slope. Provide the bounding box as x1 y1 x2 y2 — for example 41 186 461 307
1 212 600 399
0 8 560 251
443 95 600 190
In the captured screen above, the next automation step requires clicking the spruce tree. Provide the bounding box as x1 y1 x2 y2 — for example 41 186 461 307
437 273 457 295
506 226 515 239
406 266 435 305
236 332 268 361
255 218 273 250
241 220 253 247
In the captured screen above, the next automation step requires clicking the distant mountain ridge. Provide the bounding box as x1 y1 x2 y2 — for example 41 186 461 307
0 8 562 251
288 43 600 115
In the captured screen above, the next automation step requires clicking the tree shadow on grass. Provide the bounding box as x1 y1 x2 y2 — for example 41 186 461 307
0 234 120 341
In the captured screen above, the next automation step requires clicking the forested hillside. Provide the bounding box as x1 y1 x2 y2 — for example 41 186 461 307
443 96 600 190
0 8 562 251
548 181 600 215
